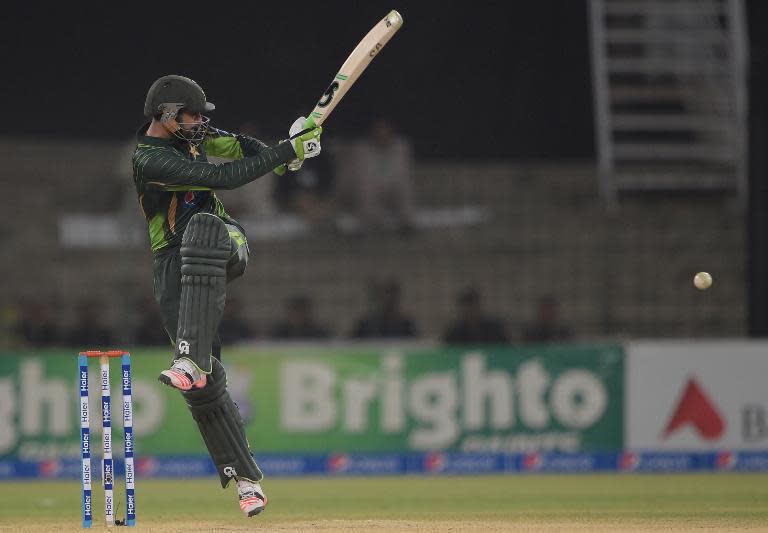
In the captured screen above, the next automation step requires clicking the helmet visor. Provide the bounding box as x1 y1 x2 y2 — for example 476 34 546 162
187 101 215 114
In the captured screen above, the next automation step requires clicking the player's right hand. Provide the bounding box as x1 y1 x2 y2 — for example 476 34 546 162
288 116 322 161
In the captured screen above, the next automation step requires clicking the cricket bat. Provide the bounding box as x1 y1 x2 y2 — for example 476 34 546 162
305 9 404 129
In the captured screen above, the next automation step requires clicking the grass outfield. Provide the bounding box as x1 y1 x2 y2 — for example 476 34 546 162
1 474 767 532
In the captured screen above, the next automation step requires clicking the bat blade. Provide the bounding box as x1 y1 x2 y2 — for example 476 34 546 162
308 10 403 127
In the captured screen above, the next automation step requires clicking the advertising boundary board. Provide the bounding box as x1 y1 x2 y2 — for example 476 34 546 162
1 341 767 477
0 345 624 459
3 451 768 479
626 340 768 452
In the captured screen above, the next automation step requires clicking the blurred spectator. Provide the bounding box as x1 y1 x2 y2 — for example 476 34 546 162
522 295 573 344
219 298 256 343
351 279 417 339
67 299 114 347
336 118 415 234
272 150 336 226
133 297 169 346
443 287 509 345
16 301 60 347
270 295 330 340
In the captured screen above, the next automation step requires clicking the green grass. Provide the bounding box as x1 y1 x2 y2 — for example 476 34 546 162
1 474 768 528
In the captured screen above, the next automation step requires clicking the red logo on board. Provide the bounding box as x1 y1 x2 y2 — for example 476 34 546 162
663 378 725 440
619 452 639 472
327 454 349 473
716 452 736 470
425 452 445 472
39 459 60 477
136 457 157 475
522 453 542 471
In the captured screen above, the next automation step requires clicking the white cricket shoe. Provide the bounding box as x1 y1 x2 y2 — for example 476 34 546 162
158 358 207 391
237 479 267 517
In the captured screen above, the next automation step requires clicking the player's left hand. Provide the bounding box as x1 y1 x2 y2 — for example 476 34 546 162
288 116 322 161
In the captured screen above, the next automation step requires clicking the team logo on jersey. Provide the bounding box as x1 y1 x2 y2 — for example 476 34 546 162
184 191 197 206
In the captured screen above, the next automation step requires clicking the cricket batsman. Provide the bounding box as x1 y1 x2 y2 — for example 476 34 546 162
132 74 322 517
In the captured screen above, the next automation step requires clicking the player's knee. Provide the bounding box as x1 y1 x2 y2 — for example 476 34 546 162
227 246 248 281
181 214 230 278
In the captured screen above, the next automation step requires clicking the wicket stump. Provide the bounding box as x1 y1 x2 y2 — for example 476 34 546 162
79 350 136 528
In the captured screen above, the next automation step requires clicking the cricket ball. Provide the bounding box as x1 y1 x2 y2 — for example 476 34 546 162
693 272 713 290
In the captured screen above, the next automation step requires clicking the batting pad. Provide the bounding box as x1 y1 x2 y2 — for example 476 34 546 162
175 213 230 373
183 358 264 487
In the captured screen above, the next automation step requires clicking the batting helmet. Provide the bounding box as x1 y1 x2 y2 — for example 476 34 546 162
143 75 215 118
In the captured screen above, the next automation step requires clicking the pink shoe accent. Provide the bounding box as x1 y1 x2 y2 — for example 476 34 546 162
239 495 267 513
158 368 206 391
237 481 267 517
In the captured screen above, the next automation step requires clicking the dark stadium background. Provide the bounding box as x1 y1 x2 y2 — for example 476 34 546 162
0 1 766 331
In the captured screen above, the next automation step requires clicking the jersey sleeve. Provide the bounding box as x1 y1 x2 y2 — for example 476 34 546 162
203 128 273 159
134 142 295 191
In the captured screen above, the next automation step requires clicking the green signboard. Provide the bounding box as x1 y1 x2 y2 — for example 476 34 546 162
0 344 623 459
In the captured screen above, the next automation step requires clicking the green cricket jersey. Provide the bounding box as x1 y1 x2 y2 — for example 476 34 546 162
132 124 296 253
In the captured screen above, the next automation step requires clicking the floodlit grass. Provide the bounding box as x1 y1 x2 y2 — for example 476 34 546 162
1 474 767 532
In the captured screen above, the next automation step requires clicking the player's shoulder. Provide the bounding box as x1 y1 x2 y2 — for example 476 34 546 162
132 142 186 179
135 140 175 152
134 142 181 162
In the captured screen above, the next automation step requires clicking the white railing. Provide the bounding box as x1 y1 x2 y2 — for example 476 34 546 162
589 0 749 208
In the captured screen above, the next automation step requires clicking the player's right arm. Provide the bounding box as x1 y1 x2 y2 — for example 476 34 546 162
134 142 296 191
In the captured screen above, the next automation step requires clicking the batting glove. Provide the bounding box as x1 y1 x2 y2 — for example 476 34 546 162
288 116 322 162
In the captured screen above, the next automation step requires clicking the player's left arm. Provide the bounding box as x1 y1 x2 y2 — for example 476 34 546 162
204 121 321 177
203 127 269 160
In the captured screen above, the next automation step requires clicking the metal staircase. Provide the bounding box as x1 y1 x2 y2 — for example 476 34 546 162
588 0 749 207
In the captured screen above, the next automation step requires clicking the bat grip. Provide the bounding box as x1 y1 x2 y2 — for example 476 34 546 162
288 115 319 140
289 127 315 140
